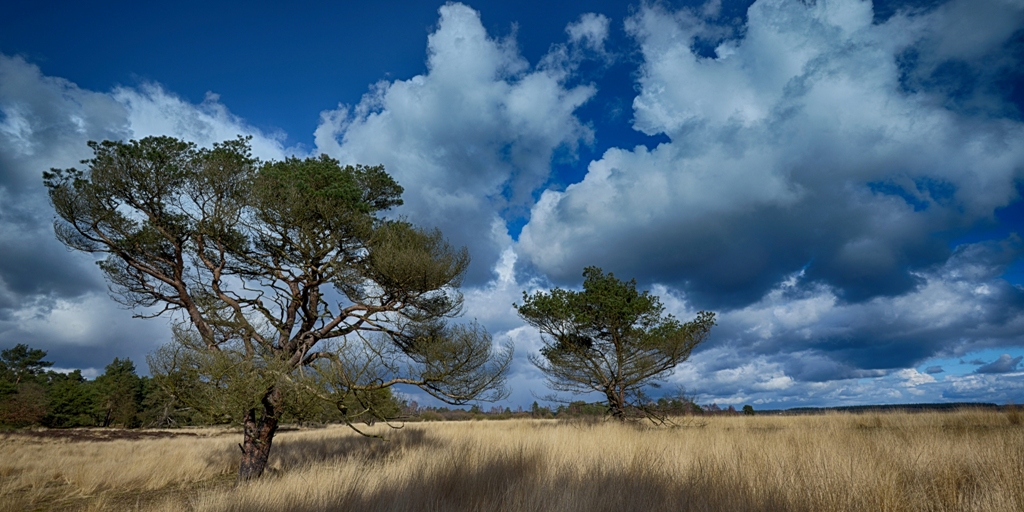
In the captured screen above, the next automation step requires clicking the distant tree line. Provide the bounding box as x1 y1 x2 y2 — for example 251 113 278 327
3 341 760 429
0 343 404 429
0 341 742 430
394 396 748 422
1 344 154 429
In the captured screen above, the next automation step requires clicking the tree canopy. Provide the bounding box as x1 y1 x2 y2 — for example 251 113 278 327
516 267 714 421
1 344 54 386
44 136 511 480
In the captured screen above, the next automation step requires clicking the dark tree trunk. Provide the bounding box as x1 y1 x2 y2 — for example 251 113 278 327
609 405 626 420
237 388 281 482
608 389 626 421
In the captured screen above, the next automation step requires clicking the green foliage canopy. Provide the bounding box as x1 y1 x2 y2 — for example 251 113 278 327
44 136 511 479
93 358 145 427
1 344 54 386
516 267 715 420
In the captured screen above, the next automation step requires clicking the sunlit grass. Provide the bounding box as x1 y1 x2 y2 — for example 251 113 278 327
2 410 1022 511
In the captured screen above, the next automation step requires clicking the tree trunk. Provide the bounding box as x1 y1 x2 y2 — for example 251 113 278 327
237 388 281 482
608 389 626 421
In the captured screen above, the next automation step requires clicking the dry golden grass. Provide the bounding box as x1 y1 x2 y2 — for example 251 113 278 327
2 410 1022 511
0 427 239 511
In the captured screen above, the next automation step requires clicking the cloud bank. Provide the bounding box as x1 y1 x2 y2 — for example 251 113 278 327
519 0 1024 307
511 0 1024 405
1 0 1022 407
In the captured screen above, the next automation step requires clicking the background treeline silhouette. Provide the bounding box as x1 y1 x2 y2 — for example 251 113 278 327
0 344 161 428
1 343 753 429
0 344 401 429
396 395 719 422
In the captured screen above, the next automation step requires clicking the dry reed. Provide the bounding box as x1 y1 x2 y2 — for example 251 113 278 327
1 410 1021 511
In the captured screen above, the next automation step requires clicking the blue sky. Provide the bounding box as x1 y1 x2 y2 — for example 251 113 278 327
2 0 1023 409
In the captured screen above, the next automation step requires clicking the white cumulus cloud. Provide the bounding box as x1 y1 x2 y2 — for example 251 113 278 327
518 0 1024 309
314 3 598 283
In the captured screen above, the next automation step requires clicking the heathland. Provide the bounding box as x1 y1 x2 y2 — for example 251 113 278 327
1 409 1022 512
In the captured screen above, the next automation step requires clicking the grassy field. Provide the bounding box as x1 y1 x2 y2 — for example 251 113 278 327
1 409 1022 511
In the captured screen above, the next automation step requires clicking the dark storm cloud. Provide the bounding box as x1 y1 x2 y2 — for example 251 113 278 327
781 353 888 382
976 354 1023 374
742 239 1024 371
673 344 1024 408
0 54 130 318
0 231 103 305
20 321 168 373
0 291 173 374
529 189 957 308
637 233 1024 406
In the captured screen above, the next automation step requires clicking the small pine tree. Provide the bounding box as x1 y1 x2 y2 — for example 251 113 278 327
44 370 98 427
94 358 144 428
0 344 54 427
